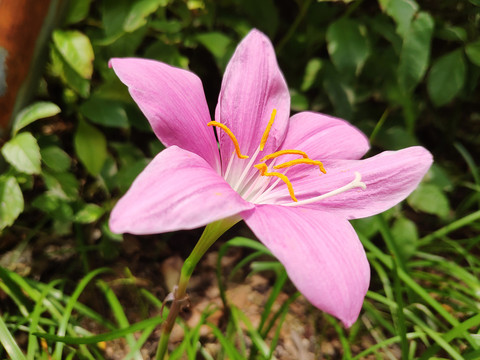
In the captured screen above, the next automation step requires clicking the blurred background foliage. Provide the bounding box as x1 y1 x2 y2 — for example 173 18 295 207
1 0 480 359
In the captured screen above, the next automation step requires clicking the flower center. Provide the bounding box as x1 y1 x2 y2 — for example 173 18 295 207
208 109 366 204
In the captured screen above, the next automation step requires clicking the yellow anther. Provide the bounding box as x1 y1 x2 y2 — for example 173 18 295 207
260 149 309 162
254 163 298 202
259 109 277 151
274 158 327 174
208 121 249 159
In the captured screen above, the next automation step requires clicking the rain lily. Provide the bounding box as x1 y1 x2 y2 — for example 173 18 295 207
109 29 432 327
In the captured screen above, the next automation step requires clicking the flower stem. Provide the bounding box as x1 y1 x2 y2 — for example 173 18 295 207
155 216 241 360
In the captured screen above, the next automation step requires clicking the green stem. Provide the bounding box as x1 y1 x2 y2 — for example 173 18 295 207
155 217 240 360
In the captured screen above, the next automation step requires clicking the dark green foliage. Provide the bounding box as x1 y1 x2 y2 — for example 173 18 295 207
0 0 479 358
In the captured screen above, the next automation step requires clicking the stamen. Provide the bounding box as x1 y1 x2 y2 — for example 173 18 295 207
283 171 366 207
260 149 309 162
259 109 277 151
208 121 249 159
274 158 327 174
254 163 297 202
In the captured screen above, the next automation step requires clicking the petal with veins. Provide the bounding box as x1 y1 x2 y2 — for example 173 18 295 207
242 204 370 327
109 58 220 171
110 146 253 235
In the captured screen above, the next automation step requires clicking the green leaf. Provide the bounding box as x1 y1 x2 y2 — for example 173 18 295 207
74 204 105 223
322 64 354 120
74 119 107 176
466 40 480 66
196 32 233 70
391 217 418 261
32 193 74 221
52 30 94 79
407 183 450 218
379 0 419 38
427 49 466 107
301 58 322 92
326 18 370 77
124 0 167 32
42 171 79 201
0 314 27 360
41 146 71 173
12 102 61 136
2 132 41 174
64 0 92 24
79 97 129 128
50 46 91 97
0 176 24 231
398 12 434 91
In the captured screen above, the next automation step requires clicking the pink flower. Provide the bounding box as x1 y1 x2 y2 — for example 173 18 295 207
109 29 432 327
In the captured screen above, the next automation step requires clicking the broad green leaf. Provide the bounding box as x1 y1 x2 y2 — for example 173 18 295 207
290 90 309 111
407 183 450 218
42 171 79 201
32 193 74 221
196 32 233 70
74 119 107 176
50 46 91 97
466 40 480 66
322 64 354 120
79 97 129 128
12 102 61 136
124 0 167 32
52 30 94 79
427 49 466 107
115 158 150 192
74 204 105 223
301 58 322 92
326 18 370 77
379 0 419 38
64 0 92 24
0 176 24 231
41 146 71 173
391 217 418 261
2 132 41 174
398 12 434 91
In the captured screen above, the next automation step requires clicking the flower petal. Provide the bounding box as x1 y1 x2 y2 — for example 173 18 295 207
215 29 290 166
109 58 220 171
110 146 253 235
242 205 370 327
279 111 370 161
265 147 433 219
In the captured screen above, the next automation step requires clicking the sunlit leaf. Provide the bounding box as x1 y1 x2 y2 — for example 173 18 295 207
12 102 61 136
124 0 167 32
41 146 71 173
74 119 107 176
74 204 105 223
0 176 24 231
2 132 41 175
52 30 94 79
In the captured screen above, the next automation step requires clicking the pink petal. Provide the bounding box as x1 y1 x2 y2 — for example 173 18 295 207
215 29 290 167
279 111 370 161
266 147 433 219
242 205 370 327
110 146 253 235
109 58 220 171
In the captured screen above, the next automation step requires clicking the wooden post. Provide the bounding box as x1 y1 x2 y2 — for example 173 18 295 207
0 0 52 131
